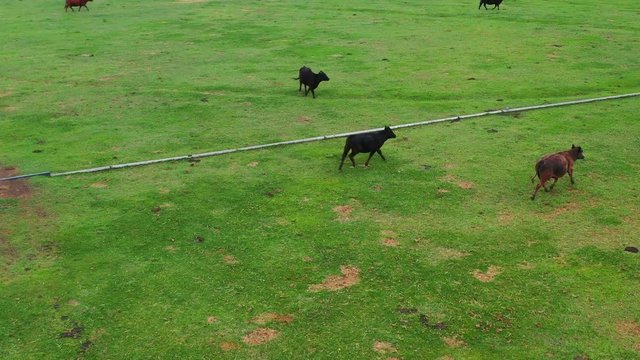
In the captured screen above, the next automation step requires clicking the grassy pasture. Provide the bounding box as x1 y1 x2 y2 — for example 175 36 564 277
1 0 639 359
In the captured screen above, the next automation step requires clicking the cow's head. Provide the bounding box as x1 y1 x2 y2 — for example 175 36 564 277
384 126 396 139
318 71 330 82
572 144 585 159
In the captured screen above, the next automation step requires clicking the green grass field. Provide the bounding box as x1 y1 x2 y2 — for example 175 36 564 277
1 0 639 359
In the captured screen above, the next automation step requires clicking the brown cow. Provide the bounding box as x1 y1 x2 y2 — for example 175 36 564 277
530 144 584 200
65 0 93 12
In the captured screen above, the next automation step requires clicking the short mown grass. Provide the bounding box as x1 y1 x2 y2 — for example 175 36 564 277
1 0 639 359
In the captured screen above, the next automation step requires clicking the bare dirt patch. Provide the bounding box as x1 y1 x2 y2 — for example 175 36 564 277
498 212 515 225
435 247 469 261
223 255 239 265
207 316 218 324
517 261 536 270
251 313 294 325
247 161 259 167
473 265 502 282
440 174 474 189
88 180 109 189
297 116 311 123
544 202 581 219
0 167 32 199
308 265 360 292
219 341 240 351
332 205 353 222
373 341 398 354
616 321 640 337
242 328 279 346
442 335 466 348
382 238 400 247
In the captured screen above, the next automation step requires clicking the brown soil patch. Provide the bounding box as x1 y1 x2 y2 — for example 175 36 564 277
219 341 240 351
545 202 581 219
0 167 32 199
88 180 109 188
442 335 466 348
498 212 515 224
0 91 12 98
251 312 294 325
333 205 353 222
473 265 502 282
207 316 218 324
616 321 640 337
68 299 80 307
302 256 313 262
297 116 311 123
440 174 474 189
308 265 360 292
435 247 469 260
165 245 177 252
438 188 450 193
242 328 279 346
443 163 456 170
382 238 400 247
224 255 239 265
517 261 536 270
247 161 259 167
373 341 397 354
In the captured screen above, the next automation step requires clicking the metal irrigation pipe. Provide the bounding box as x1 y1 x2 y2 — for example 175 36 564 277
1 92 638 181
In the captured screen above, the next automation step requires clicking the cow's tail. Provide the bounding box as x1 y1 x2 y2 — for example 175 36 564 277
531 160 544 183
292 77 299 80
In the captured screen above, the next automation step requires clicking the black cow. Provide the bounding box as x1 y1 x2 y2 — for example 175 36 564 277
295 66 329 98
479 0 503 10
339 126 397 170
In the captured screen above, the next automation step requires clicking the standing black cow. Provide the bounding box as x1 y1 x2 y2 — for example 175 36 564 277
479 0 503 10
339 126 397 170
295 66 329 98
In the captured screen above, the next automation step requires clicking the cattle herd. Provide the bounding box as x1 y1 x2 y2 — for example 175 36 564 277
64 0 585 201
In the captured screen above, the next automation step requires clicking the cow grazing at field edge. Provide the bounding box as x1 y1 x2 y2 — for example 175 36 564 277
530 144 584 200
295 66 329 98
65 0 93 11
479 0 503 10
339 126 397 170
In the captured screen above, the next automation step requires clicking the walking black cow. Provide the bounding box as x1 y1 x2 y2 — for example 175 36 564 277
339 126 397 170
479 0 503 10
295 66 329 98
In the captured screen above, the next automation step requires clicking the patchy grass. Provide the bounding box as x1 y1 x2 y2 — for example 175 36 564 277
1 0 639 359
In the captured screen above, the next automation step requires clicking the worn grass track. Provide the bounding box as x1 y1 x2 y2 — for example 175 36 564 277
1 0 639 359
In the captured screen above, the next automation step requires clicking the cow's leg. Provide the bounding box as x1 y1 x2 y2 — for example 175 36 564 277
348 153 357 168
376 149 386 161
339 148 350 170
364 151 376 167
568 167 575 184
311 89 316 98
547 177 558 191
304 88 308 96
531 182 543 200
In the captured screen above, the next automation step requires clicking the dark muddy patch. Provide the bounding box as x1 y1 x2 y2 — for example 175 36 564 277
398 307 418 314
59 326 84 339
80 339 92 352
624 246 638 253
